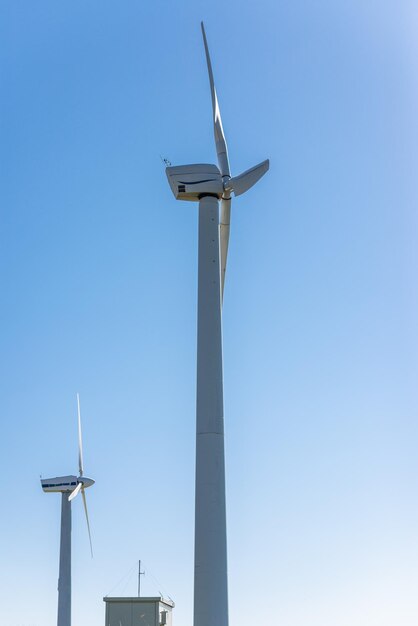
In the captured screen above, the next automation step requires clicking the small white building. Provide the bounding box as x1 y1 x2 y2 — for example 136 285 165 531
103 596 174 626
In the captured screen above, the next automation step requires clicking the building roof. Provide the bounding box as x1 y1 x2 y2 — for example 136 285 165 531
103 596 175 608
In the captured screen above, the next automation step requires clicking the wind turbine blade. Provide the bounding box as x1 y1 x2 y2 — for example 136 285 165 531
77 393 84 476
228 159 270 197
81 487 93 558
201 22 230 179
68 481 82 501
220 196 231 298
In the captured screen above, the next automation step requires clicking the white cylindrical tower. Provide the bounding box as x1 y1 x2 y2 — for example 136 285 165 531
57 494 71 626
194 195 228 626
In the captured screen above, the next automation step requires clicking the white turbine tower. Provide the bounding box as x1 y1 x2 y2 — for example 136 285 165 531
165 23 269 626
41 393 94 626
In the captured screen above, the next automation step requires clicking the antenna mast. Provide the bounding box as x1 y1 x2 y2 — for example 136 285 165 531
138 560 145 597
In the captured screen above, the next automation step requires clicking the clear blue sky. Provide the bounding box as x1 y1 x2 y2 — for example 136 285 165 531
1 1 418 625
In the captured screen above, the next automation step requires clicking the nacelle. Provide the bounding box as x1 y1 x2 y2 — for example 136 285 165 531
41 475 78 493
166 164 223 201
41 475 95 493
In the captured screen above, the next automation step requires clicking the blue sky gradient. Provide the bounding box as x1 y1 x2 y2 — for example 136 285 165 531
1 1 418 625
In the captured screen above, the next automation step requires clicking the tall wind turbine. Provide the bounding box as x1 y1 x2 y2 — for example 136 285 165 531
41 394 94 626
165 23 269 626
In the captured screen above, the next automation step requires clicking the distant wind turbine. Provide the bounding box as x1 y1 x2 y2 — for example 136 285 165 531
41 394 94 626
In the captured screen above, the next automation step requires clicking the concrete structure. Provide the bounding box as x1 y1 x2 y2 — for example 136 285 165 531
103 597 174 626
